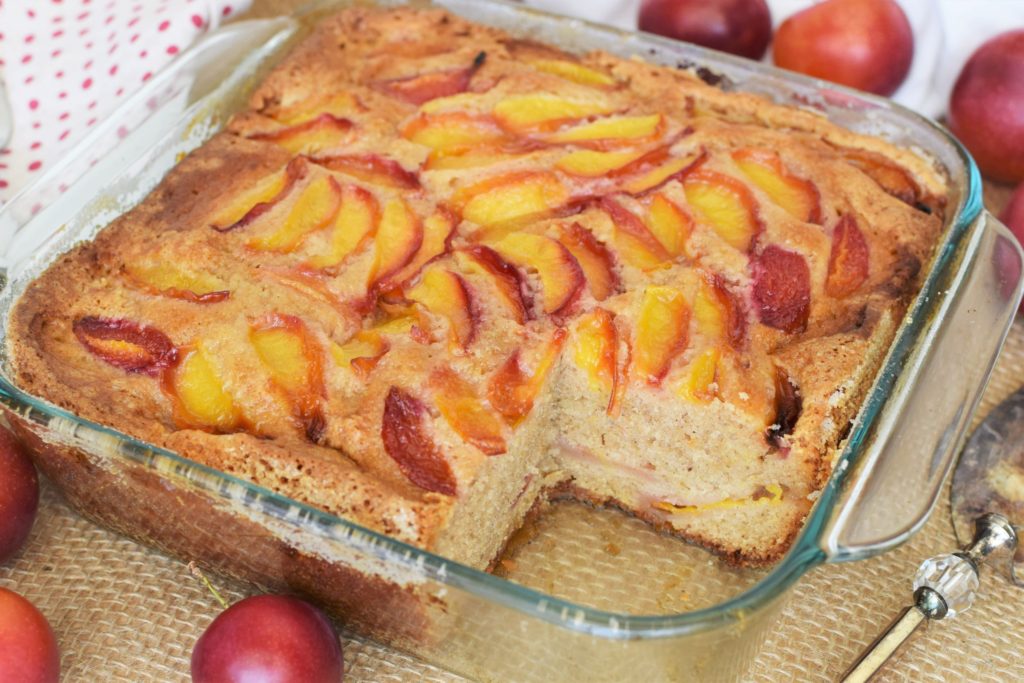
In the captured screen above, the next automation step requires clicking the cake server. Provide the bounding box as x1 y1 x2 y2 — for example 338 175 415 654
841 386 1024 682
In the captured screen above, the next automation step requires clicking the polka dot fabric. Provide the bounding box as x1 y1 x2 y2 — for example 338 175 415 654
0 0 251 204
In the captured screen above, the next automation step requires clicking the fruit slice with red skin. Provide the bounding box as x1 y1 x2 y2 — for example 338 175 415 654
331 333 389 380
555 149 647 177
621 148 705 195
126 263 230 303
530 59 616 87
387 210 457 286
382 387 458 495
250 314 326 441
493 93 615 133
600 197 671 270
558 222 620 301
430 366 506 455
489 233 585 315
751 246 812 333
0 587 61 683
249 175 343 253
732 149 821 224
210 158 306 232
375 54 485 106
488 328 567 425
572 308 618 410
272 91 361 126
646 193 692 258
407 266 476 349
248 114 354 155
545 114 664 147
825 214 870 298
73 316 178 376
633 286 690 385
456 245 531 324
683 169 761 252
168 343 243 432
306 185 379 269
0 428 39 565
401 112 505 155
694 273 746 348
367 199 424 290
456 171 569 227
311 154 421 191
838 147 921 206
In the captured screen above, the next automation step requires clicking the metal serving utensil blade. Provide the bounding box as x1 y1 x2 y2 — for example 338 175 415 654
841 387 1024 682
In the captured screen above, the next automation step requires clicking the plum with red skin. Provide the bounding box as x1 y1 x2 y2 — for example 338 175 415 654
191 594 343 683
0 587 60 683
0 427 39 564
949 31 1024 184
772 0 913 97
637 0 772 61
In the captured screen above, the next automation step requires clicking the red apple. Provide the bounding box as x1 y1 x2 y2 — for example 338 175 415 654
0 427 40 564
772 0 913 97
949 31 1024 184
638 0 772 61
0 587 60 683
192 594 343 683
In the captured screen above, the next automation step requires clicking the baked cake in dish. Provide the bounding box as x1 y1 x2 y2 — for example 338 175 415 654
8 7 946 567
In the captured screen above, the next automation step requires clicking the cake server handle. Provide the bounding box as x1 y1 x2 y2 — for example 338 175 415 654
841 513 1018 683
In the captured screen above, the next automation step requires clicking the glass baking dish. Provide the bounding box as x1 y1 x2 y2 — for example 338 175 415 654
0 1 1020 680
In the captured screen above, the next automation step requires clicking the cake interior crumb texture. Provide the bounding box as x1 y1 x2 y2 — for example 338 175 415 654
8 7 947 569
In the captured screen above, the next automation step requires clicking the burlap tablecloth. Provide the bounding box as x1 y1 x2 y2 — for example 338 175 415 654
2 3 1021 677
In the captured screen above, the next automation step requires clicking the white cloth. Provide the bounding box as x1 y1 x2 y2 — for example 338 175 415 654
524 0 1024 117
0 0 250 203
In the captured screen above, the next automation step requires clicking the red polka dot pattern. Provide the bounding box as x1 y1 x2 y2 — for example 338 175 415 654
0 0 248 202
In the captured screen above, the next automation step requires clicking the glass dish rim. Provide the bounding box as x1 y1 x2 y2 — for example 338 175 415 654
0 0 984 640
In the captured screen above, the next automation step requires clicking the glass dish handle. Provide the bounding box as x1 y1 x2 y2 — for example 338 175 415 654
0 16 297 285
821 211 1024 562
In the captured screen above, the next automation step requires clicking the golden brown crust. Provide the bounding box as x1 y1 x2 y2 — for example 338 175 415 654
7 7 945 567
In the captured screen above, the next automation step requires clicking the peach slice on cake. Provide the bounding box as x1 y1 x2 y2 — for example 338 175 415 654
126 263 229 303
571 308 618 409
210 158 306 232
248 114 355 155
312 154 421 191
488 328 567 425
621 148 705 195
693 274 746 348
249 175 343 253
272 92 362 126
555 149 647 178
732 149 821 224
401 112 505 155
367 198 424 290
557 222 619 301
632 286 690 385
331 332 389 380
488 232 585 315
838 147 921 206
455 245 531 324
407 266 476 349
375 53 485 106
73 316 178 376
250 313 326 441
545 114 663 147
386 210 457 286
677 347 720 404
683 169 761 252
457 171 569 227
430 366 507 455
825 213 870 298
751 245 811 333
425 148 524 172
382 387 458 495
645 193 692 259
306 186 379 270
529 59 617 87
599 197 671 271
168 342 243 431
493 93 614 133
